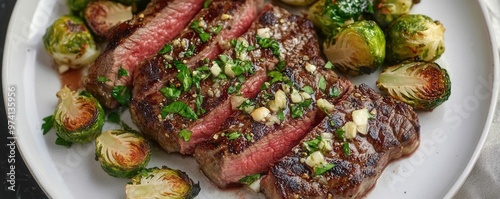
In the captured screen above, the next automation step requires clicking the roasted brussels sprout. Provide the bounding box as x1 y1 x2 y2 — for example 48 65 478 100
377 61 451 111
53 86 105 144
386 14 445 63
323 20 385 76
95 129 151 178
43 15 100 73
373 0 414 27
280 0 317 6
126 166 201 199
84 0 133 39
308 0 373 35
67 0 90 13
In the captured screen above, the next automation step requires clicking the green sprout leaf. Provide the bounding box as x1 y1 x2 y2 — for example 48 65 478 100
41 115 54 135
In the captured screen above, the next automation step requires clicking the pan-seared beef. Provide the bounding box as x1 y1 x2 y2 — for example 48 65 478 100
130 5 317 155
193 10 353 188
85 0 205 109
132 0 258 101
260 84 420 199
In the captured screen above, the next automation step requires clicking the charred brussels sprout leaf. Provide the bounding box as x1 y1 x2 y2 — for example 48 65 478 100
53 86 105 144
377 61 451 110
43 15 100 73
386 14 445 63
373 0 414 27
323 20 385 76
84 1 133 38
308 0 373 35
126 166 201 199
95 129 151 178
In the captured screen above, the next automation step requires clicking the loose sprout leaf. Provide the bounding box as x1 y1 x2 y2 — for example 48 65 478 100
55 136 73 148
161 101 198 120
179 129 192 142
314 163 335 175
239 174 261 185
42 115 54 135
107 112 121 124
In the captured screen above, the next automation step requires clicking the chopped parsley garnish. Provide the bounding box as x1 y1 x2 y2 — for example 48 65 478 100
211 25 223 34
245 134 252 141
195 94 206 115
179 129 192 142
328 86 340 98
118 66 129 78
343 142 351 155
303 136 322 153
318 76 326 92
41 115 54 135
302 86 314 95
267 71 283 84
159 44 173 54
239 174 261 185
276 60 286 71
228 83 242 94
184 44 196 58
161 101 198 120
97 76 110 83
335 128 351 155
111 85 131 106
231 60 253 76
335 128 346 140
324 61 334 69
291 99 313 119
160 86 181 100
173 61 192 91
256 36 280 57
190 20 210 42
227 132 242 140
278 110 285 121
314 163 335 175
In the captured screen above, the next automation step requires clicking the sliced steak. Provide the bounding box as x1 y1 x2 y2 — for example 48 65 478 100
193 11 353 188
84 0 205 109
260 84 420 199
131 4 300 155
132 0 258 101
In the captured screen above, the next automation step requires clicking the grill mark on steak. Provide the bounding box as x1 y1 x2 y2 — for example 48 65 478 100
131 1 278 155
193 11 354 188
260 84 420 199
84 0 205 109
131 0 257 101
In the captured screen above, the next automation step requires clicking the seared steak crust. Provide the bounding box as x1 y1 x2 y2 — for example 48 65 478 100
193 7 354 188
85 0 205 109
260 84 420 199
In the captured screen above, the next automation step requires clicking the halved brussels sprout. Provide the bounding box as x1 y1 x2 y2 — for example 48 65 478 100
386 14 445 63
377 61 451 111
53 86 105 143
373 0 414 27
323 20 385 76
308 0 373 35
43 15 100 73
95 129 151 178
126 166 201 199
84 0 133 39
280 0 317 6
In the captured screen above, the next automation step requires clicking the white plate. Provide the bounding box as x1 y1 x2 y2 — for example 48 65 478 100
3 0 499 198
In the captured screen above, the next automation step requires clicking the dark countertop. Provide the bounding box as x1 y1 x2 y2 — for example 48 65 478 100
1 0 48 198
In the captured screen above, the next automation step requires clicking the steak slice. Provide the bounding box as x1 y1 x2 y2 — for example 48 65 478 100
131 0 258 102
84 0 205 109
260 84 420 199
193 10 354 187
130 4 314 155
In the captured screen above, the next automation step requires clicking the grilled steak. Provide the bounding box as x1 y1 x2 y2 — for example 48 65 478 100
131 0 258 101
84 0 205 109
193 11 353 187
260 84 420 199
131 3 303 155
